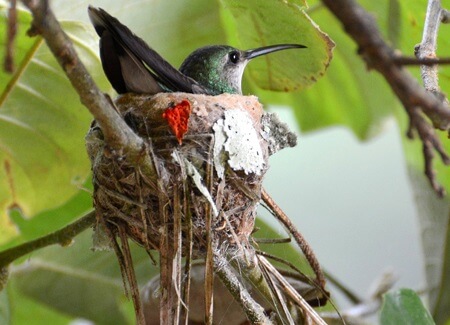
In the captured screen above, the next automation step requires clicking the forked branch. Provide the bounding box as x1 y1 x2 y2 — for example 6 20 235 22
322 0 450 196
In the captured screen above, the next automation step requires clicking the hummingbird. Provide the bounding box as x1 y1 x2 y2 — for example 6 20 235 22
88 6 306 96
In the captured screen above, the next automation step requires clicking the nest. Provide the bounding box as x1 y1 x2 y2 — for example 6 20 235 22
84 92 321 324
86 92 277 256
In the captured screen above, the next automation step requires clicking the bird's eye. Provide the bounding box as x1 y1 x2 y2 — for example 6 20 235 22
229 51 240 64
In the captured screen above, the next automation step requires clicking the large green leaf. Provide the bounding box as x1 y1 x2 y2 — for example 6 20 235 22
8 282 73 325
211 0 407 141
0 3 108 244
242 1 397 139
380 289 435 325
8 228 160 324
12 259 128 324
220 0 334 92
0 179 93 252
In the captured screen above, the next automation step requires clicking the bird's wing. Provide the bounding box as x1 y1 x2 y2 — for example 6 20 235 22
88 6 209 94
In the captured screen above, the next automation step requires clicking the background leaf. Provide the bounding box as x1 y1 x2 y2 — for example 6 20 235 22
240 1 397 140
380 289 435 325
8 229 160 324
13 260 128 324
0 3 109 244
220 0 334 92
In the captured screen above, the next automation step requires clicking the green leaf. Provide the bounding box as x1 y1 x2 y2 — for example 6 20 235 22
9 229 160 324
8 282 72 325
220 0 334 92
380 289 435 325
218 0 398 139
13 259 128 324
0 289 9 325
0 181 92 252
238 0 397 139
0 4 109 244
294 1 396 138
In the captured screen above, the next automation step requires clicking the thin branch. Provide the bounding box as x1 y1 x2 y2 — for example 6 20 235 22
321 0 450 196
228 249 300 324
255 250 330 306
415 0 448 100
441 8 450 23
0 211 95 268
321 0 450 125
395 56 450 66
19 0 144 156
258 256 327 325
118 225 145 325
214 254 273 325
408 108 450 196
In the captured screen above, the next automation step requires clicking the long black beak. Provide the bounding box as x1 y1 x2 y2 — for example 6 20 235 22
243 44 307 60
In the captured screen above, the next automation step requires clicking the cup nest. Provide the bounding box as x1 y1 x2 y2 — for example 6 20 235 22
86 92 273 256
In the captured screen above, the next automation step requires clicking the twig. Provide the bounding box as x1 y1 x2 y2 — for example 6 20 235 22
0 211 95 268
214 254 273 324
118 225 145 325
255 250 329 307
407 107 450 196
258 256 327 325
441 8 450 23
395 56 450 66
415 0 448 100
321 0 450 196
227 250 328 324
321 0 450 124
19 0 144 157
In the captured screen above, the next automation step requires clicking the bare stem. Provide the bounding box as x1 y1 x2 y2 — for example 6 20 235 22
19 0 144 156
214 254 273 325
258 256 327 325
395 57 450 66
0 211 95 269
415 0 448 100
441 8 450 23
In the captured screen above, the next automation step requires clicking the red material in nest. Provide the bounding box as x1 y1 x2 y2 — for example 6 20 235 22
162 99 192 144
